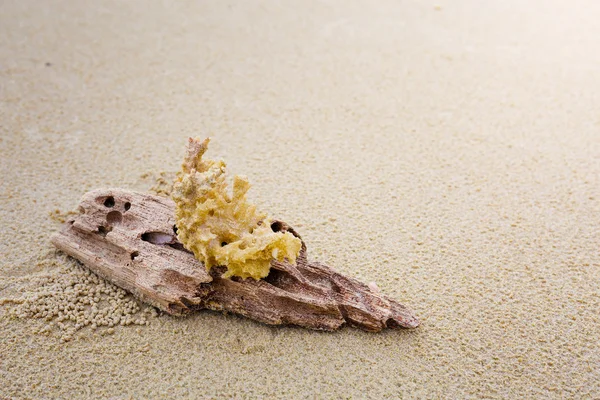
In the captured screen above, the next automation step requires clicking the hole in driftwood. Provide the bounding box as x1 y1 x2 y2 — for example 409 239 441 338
264 268 283 285
104 196 115 208
124 202 131 211
270 221 283 232
142 231 176 245
106 211 122 225
130 251 139 260
264 267 301 290
97 225 112 237
173 225 178 234
140 231 191 254
221 242 228 247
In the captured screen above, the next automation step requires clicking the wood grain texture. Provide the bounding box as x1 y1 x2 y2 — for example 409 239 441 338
51 189 420 331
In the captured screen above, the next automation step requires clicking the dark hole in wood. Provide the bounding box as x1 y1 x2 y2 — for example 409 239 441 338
221 242 228 247
140 231 191 254
130 251 139 260
264 268 284 285
104 196 115 208
270 221 283 232
141 232 176 245
97 225 112 237
173 225 178 234
124 202 131 211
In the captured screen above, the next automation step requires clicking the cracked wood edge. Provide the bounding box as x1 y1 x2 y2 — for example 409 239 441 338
51 188 420 331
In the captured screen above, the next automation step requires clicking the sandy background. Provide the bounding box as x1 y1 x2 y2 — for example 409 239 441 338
1 0 599 398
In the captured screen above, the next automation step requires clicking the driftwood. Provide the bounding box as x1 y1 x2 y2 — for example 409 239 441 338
51 189 420 331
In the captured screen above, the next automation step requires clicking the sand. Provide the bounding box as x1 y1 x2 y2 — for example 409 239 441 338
1 0 599 398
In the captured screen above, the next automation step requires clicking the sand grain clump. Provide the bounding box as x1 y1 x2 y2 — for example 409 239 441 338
3 253 154 342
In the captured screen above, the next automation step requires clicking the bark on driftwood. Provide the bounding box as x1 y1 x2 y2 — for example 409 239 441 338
51 189 420 331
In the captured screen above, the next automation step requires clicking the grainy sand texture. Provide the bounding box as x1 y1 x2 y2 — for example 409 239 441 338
1 0 599 398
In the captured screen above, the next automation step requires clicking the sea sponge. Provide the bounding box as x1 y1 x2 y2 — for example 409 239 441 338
171 137 302 280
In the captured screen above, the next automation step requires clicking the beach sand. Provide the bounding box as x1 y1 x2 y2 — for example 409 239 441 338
1 0 599 398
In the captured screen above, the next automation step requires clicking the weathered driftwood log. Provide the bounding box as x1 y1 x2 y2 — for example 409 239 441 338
51 189 420 331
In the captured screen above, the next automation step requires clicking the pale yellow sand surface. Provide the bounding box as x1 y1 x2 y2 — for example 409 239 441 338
1 0 599 398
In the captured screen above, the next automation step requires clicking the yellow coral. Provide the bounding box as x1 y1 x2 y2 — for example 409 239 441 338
172 137 302 280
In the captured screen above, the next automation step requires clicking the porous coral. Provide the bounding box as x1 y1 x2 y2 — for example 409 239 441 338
171 137 301 280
